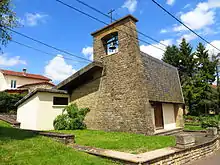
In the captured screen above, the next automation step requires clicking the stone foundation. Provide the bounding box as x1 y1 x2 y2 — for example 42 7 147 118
145 138 220 165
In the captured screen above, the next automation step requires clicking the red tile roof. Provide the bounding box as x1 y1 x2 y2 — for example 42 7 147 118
17 81 55 88
0 69 51 81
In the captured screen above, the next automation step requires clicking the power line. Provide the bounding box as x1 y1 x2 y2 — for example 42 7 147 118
0 27 92 62
151 0 220 53
11 40 88 63
55 0 166 52
75 0 167 47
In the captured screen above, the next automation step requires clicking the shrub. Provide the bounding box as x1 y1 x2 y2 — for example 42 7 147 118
53 104 90 130
201 117 219 128
0 92 24 113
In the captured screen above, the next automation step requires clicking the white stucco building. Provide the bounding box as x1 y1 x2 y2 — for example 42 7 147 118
0 69 54 93
16 88 69 130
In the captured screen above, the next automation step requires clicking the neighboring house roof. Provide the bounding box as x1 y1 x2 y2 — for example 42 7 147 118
17 82 55 88
140 51 184 104
15 88 68 107
4 88 28 94
0 69 51 81
56 61 103 90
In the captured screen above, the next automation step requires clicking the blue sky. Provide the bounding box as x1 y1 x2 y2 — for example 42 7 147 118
0 0 220 83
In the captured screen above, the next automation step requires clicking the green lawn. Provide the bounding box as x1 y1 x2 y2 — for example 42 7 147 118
53 129 176 154
184 124 204 131
0 120 120 165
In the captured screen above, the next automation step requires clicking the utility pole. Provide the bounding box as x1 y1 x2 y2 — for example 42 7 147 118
108 9 115 23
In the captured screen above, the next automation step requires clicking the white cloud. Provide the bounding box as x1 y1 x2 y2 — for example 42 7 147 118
174 6 215 32
206 40 220 55
122 0 137 13
140 39 173 60
0 54 26 67
173 0 220 32
167 0 175 6
160 29 169 33
177 33 197 44
82 46 93 61
44 55 76 82
20 13 48 27
183 4 191 9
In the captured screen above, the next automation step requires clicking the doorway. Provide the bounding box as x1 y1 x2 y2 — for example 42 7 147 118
154 103 164 130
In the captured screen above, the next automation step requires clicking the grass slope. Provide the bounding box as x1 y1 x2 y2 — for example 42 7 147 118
54 129 176 154
0 121 120 165
184 125 204 131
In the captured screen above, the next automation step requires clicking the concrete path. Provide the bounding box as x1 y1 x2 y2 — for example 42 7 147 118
189 150 220 165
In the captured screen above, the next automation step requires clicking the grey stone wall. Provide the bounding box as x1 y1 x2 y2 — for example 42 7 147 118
146 138 220 165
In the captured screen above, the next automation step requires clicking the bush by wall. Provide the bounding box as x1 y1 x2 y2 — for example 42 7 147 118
53 103 90 130
201 116 220 129
0 92 24 113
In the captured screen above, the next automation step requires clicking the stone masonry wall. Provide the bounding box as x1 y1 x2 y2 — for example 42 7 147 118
70 70 102 129
145 138 220 165
174 104 184 128
90 16 154 135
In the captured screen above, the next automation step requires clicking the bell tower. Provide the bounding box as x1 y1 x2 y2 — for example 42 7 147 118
89 15 154 135
91 15 139 62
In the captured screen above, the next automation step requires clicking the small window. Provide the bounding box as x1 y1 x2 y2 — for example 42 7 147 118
102 32 119 55
53 97 68 105
11 80 17 89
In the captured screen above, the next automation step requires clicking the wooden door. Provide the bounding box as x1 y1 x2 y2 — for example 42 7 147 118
154 103 164 130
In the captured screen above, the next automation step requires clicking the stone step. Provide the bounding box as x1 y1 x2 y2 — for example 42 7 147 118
154 128 183 136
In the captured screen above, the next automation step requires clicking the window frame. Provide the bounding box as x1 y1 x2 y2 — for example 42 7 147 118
53 97 69 106
11 80 17 89
102 32 119 55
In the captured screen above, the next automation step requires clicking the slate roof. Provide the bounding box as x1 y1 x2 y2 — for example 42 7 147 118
140 51 184 104
0 69 51 81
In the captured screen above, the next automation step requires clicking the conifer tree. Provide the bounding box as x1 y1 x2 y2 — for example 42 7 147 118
178 38 196 84
162 45 180 68
193 43 218 114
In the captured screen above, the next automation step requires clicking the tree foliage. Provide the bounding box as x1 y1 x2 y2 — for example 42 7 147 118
162 39 218 115
0 92 24 113
53 104 90 130
0 0 18 48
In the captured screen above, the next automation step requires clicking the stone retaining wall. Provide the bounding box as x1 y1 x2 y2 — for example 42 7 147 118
145 138 219 165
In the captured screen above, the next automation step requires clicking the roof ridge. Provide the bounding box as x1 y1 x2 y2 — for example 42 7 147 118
0 69 51 81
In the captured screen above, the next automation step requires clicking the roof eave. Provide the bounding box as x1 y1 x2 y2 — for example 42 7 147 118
56 61 103 90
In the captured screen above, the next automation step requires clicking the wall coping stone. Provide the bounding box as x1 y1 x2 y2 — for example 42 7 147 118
206 127 218 137
175 134 195 149
71 136 220 165
24 130 75 144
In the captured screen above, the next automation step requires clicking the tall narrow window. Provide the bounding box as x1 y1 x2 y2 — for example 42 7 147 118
11 80 17 89
102 32 119 55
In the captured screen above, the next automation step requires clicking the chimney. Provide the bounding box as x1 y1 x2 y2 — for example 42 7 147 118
23 68 27 74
